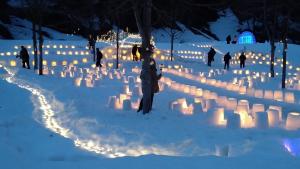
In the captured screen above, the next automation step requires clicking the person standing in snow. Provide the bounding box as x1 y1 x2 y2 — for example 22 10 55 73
96 48 103 67
207 47 216 67
223 52 232 70
137 54 162 114
17 46 30 69
239 52 246 68
88 34 96 61
232 35 238 44
226 35 231 44
132 44 138 61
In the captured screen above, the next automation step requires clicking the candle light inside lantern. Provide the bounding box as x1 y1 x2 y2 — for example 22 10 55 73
286 112 300 130
10 60 17 67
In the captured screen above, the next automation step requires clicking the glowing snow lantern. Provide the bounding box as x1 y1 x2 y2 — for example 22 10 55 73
62 60 67 66
237 100 250 115
10 60 17 67
74 78 82 87
255 112 269 128
122 99 132 111
82 58 88 63
264 90 274 100
208 108 226 126
226 98 237 110
227 112 241 129
42 60 47 66
274 91 283 101
254 90 263 98
286 112 300 130
73 60 79 65
284 92 295 103
252 104 265 115
51 61 57 67
269 106 283 121
267 109 280 127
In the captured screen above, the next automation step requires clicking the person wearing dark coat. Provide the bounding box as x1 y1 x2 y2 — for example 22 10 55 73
223 52 232 70
226 35 231 44
239 52 246 68
207 47 216 67
137 57 162 114
88 34 96 51
132 44 138 61
18 46 30 69
96 48 103 67
232 35 238 44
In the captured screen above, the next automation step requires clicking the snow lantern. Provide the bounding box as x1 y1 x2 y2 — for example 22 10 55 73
267 109 280 127
226 112 241 129
255 112 269 128
286 112 300 130
238 31 256 44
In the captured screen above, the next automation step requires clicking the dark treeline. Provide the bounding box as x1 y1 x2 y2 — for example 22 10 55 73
0 0 300 43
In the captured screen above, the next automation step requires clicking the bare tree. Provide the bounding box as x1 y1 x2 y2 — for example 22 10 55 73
263 0 278 78
24 0 49 75
23 0 38 70
132 0 153 113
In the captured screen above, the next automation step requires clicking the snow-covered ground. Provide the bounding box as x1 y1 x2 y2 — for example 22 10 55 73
1 37 300 169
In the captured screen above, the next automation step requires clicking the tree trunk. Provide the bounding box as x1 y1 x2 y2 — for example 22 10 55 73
270 40 276 77
116 26 119 69
32 21 38 70
38 23 43 75
93 36 96 62
170 32 174 61
133 0 153 114
282 39 287 89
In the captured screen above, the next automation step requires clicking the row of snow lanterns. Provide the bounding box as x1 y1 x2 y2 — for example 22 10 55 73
14 44 76 50
58 63 124 87
164 67 297 104
160 74 300 130
191 43 212 48
232 69 300 90
108 76 143 111
103 48 172 61
233 52 300 73
0 50 50 56
7 58 89 67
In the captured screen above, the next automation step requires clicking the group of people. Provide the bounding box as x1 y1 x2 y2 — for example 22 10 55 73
226 35 238 44
207 47 247 70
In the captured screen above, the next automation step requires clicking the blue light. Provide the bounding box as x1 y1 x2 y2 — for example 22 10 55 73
283 138 300 156
238 31 256 44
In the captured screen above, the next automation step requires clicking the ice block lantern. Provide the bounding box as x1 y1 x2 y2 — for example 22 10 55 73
10 60 17 67
252 104 265 115
264 90 274 100
274 91 283 101
108 96 118 109
236 100 250 115
253 111 269 128
226 112 241 129
205 99 217 112
254 90 263 98
226 98 237 110
284 92 295 103
208 108 226 126
269 106 283 121
267 109 280 127
286 112 300 130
